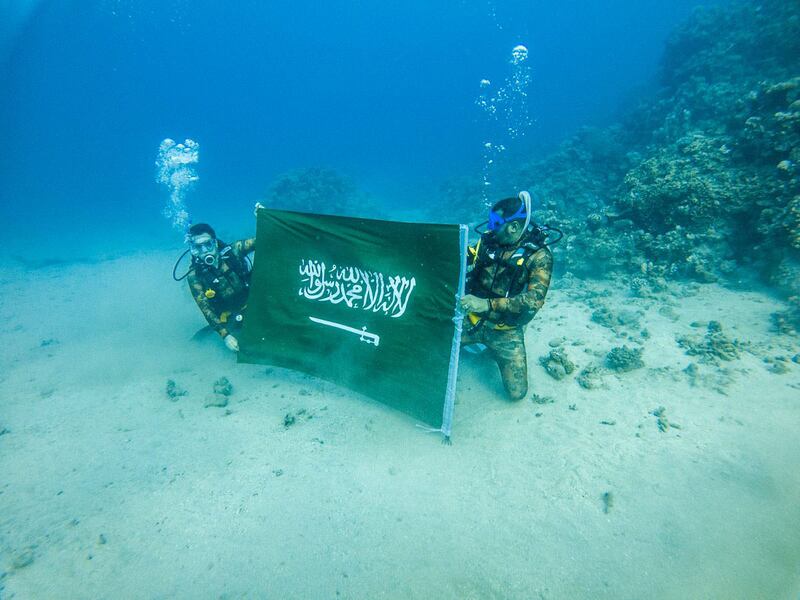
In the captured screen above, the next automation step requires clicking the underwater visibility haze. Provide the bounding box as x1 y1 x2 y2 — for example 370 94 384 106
1 1 799 598
1 0 734 254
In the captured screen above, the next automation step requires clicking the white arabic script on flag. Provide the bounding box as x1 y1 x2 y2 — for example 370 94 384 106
299 259 416 318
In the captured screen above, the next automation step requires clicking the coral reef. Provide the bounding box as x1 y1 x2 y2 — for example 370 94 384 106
538 349 576 380
265 167 376 217
445 1 800 297
629 275 668 298
771 295 800 335
620 2 800 288
676 321 744 364
576 366 606 390
605 346 644 373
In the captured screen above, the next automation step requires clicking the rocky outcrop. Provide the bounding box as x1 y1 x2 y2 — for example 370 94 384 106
477 0 800 295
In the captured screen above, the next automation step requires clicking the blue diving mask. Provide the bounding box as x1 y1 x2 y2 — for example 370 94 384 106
487 200 527 232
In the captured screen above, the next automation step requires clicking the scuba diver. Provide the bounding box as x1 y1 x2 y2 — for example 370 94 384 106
459 191 556 400
175 223 255 352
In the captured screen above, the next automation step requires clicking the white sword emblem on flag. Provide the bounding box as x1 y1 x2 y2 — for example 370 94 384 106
309 316 380 347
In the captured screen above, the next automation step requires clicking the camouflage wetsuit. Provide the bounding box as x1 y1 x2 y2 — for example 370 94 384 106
463 232 553 400
187 238 255 339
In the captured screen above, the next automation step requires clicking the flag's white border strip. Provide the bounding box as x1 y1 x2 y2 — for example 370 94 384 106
441 224 469 440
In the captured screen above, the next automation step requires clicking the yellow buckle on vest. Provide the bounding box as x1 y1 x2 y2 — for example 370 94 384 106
468 311 514 331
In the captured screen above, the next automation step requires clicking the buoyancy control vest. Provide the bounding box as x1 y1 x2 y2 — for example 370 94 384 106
192 241 252 310
466 225 552 329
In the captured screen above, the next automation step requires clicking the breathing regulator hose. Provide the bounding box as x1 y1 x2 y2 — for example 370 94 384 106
172 249 191 281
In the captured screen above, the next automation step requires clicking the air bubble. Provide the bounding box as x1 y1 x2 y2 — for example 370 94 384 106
156 138 199 230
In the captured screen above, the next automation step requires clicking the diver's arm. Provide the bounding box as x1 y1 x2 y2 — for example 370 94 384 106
187 273 230 339
488 248 553 320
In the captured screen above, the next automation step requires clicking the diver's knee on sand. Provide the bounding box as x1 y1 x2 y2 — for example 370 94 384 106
503 374 528 401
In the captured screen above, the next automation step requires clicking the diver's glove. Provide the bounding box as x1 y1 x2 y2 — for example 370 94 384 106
459 294 491 314
224 334 240 352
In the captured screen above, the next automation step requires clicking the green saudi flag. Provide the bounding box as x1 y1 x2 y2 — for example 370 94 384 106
238 208 467 436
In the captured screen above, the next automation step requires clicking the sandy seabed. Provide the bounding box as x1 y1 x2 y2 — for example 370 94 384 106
1 250 799 600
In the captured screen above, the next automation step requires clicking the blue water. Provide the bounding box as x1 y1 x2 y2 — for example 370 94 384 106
5 4 800 599
0 0 728 256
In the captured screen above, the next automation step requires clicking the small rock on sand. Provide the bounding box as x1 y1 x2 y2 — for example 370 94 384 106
539 349 576 380
166 379 188 401
204 394 228 408
602 491 614 514
12 548 35 570
530 394 555 405
213 377 233 396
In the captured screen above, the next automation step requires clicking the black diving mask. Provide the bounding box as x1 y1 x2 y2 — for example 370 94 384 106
188 234 218 266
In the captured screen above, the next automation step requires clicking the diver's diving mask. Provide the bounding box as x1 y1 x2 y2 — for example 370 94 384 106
188 233 218 266
487 201 528 232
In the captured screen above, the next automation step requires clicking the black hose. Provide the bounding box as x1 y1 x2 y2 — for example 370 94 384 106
472 220 489 235
541 225 564 246
172 249 192 281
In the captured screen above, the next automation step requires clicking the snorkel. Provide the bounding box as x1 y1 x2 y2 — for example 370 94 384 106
518 190 532 233
512 190 564 246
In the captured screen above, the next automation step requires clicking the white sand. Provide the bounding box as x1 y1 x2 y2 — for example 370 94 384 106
1 250 799 599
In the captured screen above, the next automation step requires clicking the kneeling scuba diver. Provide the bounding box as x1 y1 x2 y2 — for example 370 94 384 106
459 191 560 400
173 223 256 352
